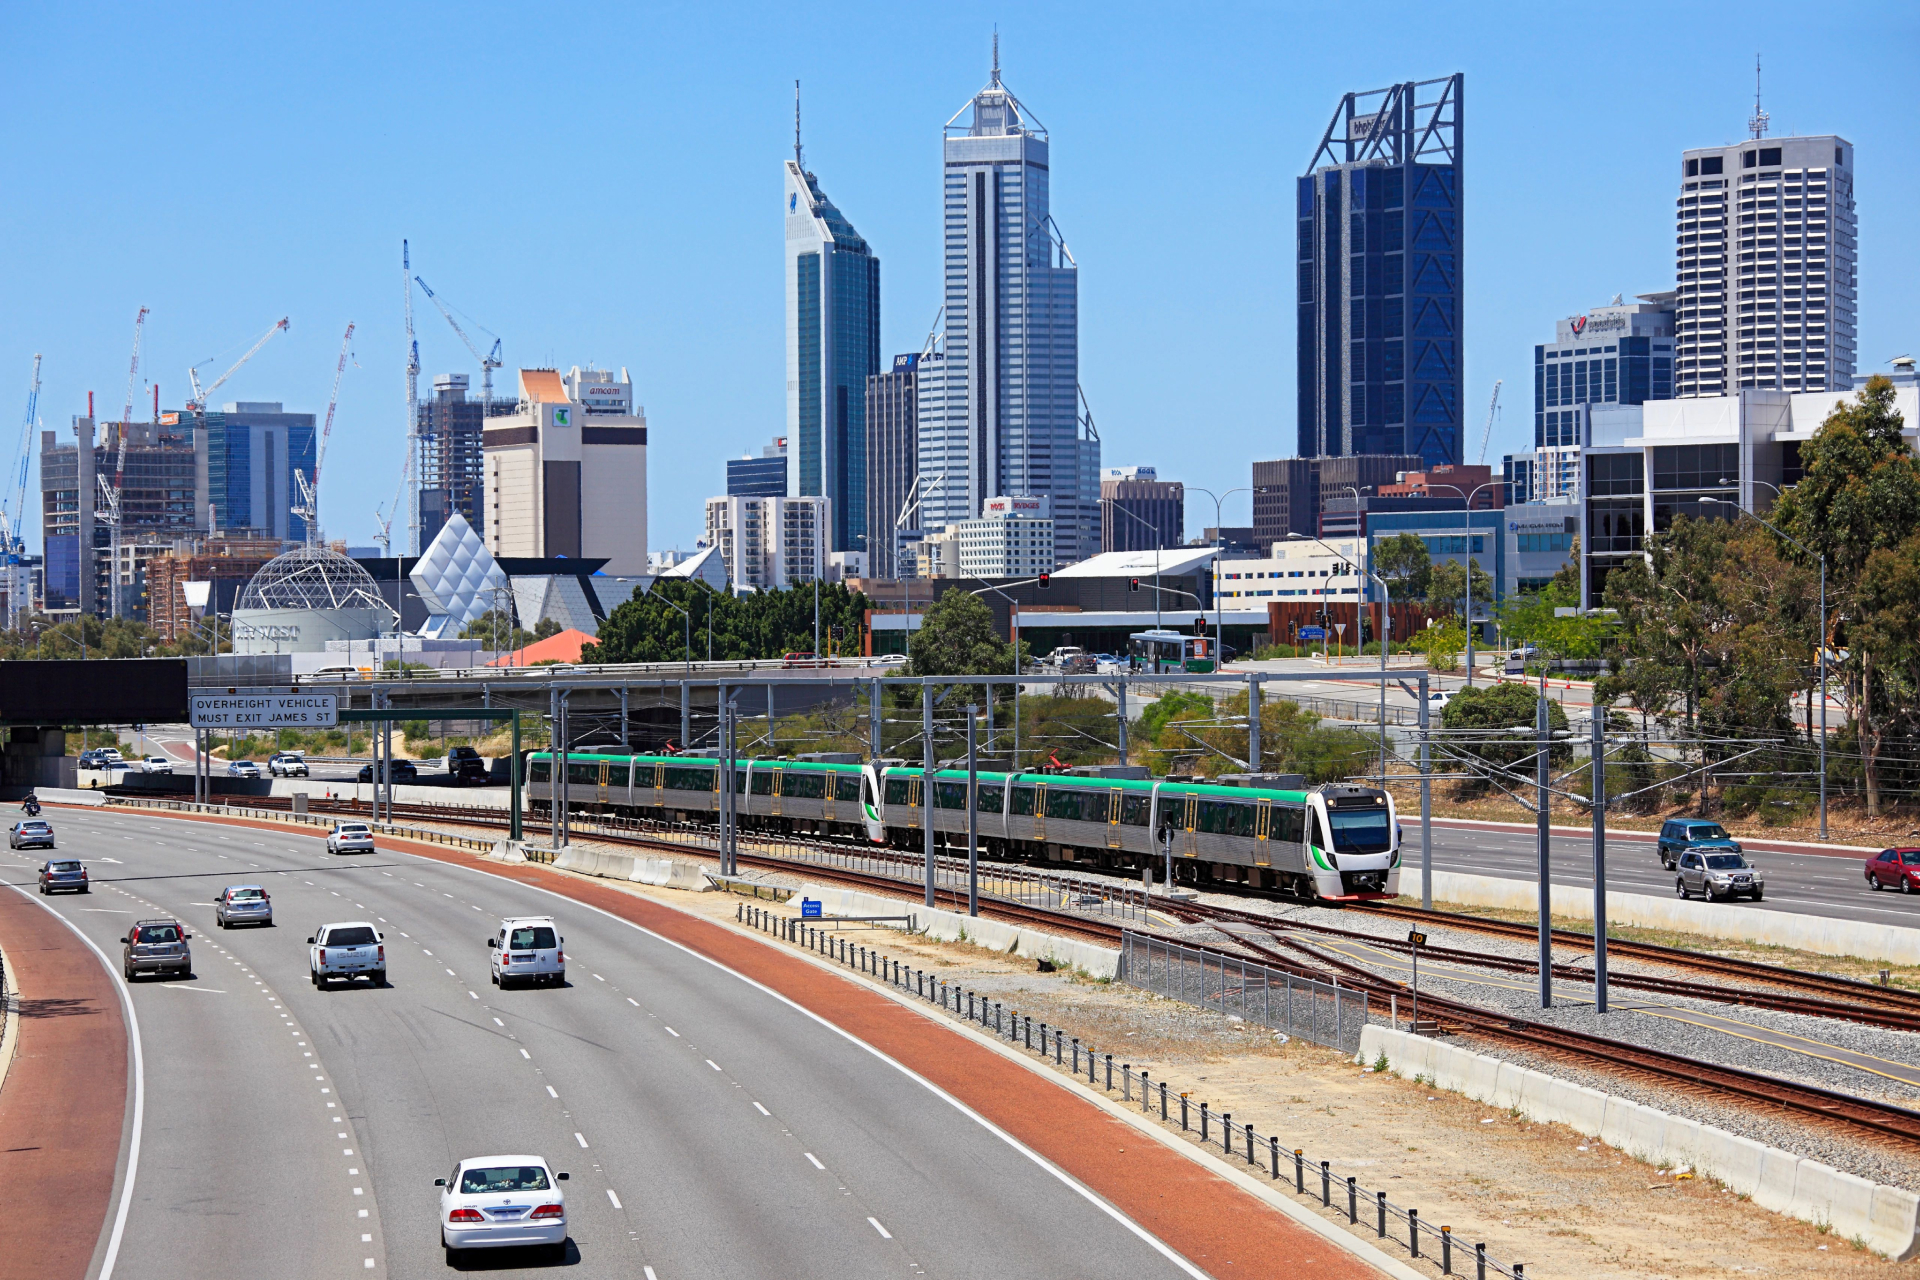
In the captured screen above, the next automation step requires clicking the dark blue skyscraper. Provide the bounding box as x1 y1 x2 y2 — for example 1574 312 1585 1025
1297 75 1463 468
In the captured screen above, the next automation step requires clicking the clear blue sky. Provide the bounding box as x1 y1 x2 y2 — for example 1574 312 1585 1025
3 1 1914 556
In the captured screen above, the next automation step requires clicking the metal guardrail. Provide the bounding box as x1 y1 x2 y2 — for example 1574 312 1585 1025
100 796 501 859
735 902 1526 1280
1118 931 1370 1054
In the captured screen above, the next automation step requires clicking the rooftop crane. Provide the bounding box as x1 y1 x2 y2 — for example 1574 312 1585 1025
414 275 503 405
97 307 148 619
6 354 41 552
187 316 289 411
4 355 40 630
294 322 355 545
403 241 420 557
1475 378 1503 465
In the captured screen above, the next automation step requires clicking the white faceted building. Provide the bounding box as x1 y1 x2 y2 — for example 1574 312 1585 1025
410 513 510 638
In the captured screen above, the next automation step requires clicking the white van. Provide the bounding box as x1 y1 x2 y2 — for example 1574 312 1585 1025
489 916 565 988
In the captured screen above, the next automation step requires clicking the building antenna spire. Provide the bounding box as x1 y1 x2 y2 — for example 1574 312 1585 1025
991 28 1000 86
1748 53 1769 139
794 79 804 171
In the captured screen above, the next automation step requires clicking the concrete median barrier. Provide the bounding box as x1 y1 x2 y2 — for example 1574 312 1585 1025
1358 1024 1920 1258
787 883 1120 979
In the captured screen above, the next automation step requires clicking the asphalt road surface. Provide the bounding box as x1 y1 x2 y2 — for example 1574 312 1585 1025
3 808 1202 1280
1418 819 1906 926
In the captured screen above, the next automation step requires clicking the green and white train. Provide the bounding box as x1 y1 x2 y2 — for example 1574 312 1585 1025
527 752 1401 901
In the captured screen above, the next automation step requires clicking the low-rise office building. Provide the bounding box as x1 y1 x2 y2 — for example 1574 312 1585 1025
956 496 1055 579
704 494 827 590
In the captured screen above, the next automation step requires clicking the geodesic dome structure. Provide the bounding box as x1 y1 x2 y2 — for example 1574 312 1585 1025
238 546 390 614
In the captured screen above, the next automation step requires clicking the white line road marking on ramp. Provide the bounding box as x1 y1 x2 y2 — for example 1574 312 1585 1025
868 1217 892 1239
753 1102 770 1116
606 1189 622 1209
575 1132 589 1148
804 1153 824 1169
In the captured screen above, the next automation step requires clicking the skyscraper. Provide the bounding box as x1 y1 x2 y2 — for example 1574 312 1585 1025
785 90 880 555
1297 75 1464 468
865 354 918 578
918 46 1098 566
1673 119 1855 396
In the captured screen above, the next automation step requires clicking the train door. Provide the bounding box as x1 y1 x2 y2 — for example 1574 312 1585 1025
1253 798 1273 867
652 762 665 808
1106 787 1123 849
1181 792 1199 857
1033 782 1048 841
770 767 784 817
822 771 836 823
710 762 721 813
595 761 610 806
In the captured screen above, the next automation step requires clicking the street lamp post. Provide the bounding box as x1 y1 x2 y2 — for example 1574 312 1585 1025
1700 495 1827 838
964 570 1044 770
1423 480 1502 685
1188 485 1251 667
1105 501 1164 638
1288 531 1392 780
652 587 692 672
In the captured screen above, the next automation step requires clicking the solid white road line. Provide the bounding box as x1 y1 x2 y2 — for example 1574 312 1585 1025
868 1217 892 1239
804 1153 825 1170
707 1059 722 1071
575 1132 589 1148
606 1189 622 1209
753 1102 770 1116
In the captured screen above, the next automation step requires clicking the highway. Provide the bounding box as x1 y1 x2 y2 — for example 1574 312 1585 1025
3 807 1213 1280
1419 818 1905 926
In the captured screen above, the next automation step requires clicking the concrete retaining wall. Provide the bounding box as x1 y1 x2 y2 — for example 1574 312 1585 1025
1399 867 1920 967
1358 1024 1920 1259
793 884 1121 979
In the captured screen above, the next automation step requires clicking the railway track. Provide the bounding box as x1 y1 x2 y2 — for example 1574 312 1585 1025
1227 929 1920 1151
151 791 1920 1148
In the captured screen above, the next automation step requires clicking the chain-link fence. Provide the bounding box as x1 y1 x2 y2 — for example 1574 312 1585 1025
1117 931 1371 1055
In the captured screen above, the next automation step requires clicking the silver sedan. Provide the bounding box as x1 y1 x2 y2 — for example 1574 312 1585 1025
214 884 273 928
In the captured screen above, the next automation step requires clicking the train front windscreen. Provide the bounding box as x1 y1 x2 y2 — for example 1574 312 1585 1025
1327 807 1393 854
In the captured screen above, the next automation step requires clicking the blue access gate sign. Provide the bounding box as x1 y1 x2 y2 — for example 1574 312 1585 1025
800 899 822 919
1298 625 1326 641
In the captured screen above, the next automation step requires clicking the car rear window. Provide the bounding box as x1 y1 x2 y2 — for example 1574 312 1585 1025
49 859 80 871
229 888 265 900
338 825 369 835
460 1166 550 1194
325 926 377 946
510 926 557 950
1688 823 1729 839
137 925 181 944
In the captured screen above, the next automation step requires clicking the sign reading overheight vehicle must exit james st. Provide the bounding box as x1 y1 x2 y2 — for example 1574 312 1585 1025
189 693 339 729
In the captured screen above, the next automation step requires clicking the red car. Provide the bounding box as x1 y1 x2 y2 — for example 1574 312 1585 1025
1865 848 1920 892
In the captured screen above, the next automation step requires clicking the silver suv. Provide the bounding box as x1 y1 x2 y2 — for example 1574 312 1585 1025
124 919 192 981
215 884 273 928
1676 849 1765 901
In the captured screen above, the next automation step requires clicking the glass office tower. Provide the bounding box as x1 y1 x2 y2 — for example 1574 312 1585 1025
918 50 1098 566
785 151 880 554
1297 75 1463 469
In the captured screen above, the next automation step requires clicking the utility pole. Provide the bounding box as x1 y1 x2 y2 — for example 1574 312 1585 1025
922 682 935 908
1536 669 1553 1008
1591 700 1609 1014
966 705 979 917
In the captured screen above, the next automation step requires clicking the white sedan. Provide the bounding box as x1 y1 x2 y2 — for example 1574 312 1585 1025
326 822 375 855
436 1155 569 1262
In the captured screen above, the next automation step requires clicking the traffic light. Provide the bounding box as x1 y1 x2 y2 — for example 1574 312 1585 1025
1038 572 1050 589
1129 577 1140 592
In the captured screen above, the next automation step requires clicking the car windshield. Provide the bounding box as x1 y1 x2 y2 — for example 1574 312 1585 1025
1327 808 1393 854
1687 824 1729 840
229 888 265 900
1900 852 1920 866
325 926 377 946
510 926 557 950
49 860 80 871
460 1166 550 1194
1705 854 1748 870
137 925 180 944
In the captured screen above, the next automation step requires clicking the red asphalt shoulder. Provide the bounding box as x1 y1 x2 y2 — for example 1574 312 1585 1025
0 883 130 1280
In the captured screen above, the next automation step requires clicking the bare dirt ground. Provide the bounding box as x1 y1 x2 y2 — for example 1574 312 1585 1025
502 833 1914 1280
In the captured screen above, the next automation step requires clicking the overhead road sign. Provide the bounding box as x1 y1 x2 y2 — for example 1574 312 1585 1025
190 692 339 729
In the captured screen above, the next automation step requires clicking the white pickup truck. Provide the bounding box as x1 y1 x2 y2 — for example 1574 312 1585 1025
308 921 387 988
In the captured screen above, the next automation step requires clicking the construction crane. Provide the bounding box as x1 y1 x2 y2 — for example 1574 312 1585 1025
1475 379 1504 465
3 356 40 629
187 316 289 411
402 241 421 557
293 322 355 545
96 307 149 620
414 276 503 405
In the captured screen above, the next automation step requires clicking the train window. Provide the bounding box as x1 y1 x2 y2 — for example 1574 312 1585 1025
884 777 915 806
1327 807 1392 853
663 765 711 791
1008 785 1037 816
786 772 826 800
835 774 862 802
1196 801 1257 837
566 760 598 785
977 783 1005 812
1120 794 1151 826
606 764 631 787
1045 788 1093 822
1272 807 1305 843
529 759 550 783
750 771 776 795
934 780 969 810
733 770 748 794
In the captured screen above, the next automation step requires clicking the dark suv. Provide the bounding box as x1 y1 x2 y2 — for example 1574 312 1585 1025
1657 819 1742 871
446 746 490 785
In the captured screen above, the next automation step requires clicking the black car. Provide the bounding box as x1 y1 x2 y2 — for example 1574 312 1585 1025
357 759 418 783
445 746 490 784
